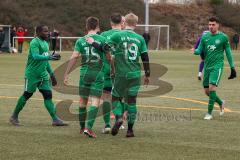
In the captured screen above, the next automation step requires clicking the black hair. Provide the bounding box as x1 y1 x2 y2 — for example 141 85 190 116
110 13 122 24
36 25 47 34
86 17 99 31
209 16 220 23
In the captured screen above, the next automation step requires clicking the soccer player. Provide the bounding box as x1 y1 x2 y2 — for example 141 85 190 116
9 25 67 126
108 13 150 137
98 13 125 133
193 17 237 120
64 17 111 138
86 14 126 133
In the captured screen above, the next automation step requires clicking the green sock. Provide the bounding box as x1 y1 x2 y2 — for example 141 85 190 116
208 91 217 114
86 106 98 129
215 95 223 106
79 107 87 129
44 99 57 120
207 92 222 107
112 101 123 116
127 104 137 130
102 102 111 127
13 96 27 118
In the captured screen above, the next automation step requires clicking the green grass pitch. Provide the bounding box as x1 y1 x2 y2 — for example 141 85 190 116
0 50 240 160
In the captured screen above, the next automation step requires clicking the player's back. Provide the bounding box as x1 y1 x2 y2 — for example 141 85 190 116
75 34 106 82
101 29 121 75
110 29 147 78
101 29 121 40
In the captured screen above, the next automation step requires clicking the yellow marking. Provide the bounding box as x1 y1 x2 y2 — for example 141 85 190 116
160 95 232 112
1 95 239 113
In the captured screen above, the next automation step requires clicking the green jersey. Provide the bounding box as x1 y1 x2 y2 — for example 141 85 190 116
74 34 106 82
195 31 235 69
25 37 53 80
101 29 121 41
101 29 121 87
108 29 148 78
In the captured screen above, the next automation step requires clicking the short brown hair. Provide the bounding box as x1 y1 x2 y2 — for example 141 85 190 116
125 13 138 26
86 17 99 31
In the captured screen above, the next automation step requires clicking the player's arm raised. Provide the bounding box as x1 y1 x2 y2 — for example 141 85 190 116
86 37 112 54
86 37 114 75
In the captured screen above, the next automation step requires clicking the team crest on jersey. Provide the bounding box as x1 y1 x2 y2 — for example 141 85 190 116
215 39 221 45
207 45 216 52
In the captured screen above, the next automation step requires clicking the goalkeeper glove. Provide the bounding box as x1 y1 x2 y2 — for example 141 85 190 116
49 52 61 60
228 68 237 79
50 74 57 86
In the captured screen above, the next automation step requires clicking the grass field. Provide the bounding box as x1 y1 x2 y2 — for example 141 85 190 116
0 50 240 160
